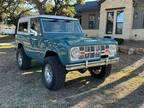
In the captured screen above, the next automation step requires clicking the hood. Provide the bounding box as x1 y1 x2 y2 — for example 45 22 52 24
44 33 117 47
61 37 117 47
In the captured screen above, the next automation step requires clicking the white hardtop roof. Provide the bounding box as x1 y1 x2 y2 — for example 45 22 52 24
19 15 78 22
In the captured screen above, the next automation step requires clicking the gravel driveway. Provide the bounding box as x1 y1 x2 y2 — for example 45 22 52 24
0 44 144 108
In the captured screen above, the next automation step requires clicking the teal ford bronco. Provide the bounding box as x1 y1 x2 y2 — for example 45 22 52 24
16 15 119 90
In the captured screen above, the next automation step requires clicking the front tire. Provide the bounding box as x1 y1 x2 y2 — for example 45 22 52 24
16 48 31 70
42 56 66 90
89 64 112 79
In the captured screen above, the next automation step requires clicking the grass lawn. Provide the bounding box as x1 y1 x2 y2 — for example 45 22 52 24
0 43 15 49
0 34 14 37
0 34 15 48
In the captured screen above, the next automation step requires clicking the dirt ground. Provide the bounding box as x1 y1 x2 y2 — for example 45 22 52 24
0 38 144 108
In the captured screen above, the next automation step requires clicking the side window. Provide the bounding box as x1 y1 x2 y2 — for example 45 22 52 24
30 18 41 34
18 22 28 33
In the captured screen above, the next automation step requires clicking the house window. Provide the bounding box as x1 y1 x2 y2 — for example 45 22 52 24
106 12 114 34
89 14 96 29
116 10 124 34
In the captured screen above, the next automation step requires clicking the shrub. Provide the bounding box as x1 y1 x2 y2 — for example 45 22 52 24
114 38 124 45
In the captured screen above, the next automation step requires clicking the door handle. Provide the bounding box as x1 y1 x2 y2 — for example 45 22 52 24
32 38 37 41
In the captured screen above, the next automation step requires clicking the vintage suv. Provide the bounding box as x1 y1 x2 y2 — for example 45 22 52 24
16 15 119 90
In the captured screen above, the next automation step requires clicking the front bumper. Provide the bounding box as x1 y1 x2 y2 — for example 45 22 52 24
66 57 119 71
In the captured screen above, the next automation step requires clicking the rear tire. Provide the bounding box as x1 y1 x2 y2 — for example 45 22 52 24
16 48 31 70
89 64 112 79
42 56 66 90
78 69 87 73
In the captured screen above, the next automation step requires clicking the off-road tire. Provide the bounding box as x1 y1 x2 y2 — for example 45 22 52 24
78 69 87 73
42 56 66 90
16 48 31 70
89 64 112 79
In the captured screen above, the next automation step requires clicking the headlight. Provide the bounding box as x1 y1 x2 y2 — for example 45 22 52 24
70 47 80 61
109 45 117 57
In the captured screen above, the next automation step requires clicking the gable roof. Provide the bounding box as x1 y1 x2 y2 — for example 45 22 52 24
75 1 100 13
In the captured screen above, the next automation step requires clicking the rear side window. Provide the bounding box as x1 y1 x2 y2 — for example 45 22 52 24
18 22 28 33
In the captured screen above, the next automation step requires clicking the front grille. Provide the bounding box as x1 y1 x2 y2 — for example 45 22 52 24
79 45 109 60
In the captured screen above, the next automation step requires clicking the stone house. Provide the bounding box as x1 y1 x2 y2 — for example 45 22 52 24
77 0 144 40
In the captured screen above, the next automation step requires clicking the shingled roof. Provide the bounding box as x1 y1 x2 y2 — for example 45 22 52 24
75 1 100 15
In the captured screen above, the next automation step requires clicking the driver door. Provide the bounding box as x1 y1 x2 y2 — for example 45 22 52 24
29 18 42 59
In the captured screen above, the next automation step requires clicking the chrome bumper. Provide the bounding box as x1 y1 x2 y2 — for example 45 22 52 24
66 57 119 71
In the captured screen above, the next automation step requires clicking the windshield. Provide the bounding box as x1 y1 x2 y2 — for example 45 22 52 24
41 19 82 33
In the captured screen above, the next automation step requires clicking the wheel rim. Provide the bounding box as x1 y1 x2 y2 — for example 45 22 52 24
44 64 53 84
18 53 22 67
91 67 102 74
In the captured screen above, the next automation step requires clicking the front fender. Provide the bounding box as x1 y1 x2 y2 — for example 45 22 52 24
44 41 70 65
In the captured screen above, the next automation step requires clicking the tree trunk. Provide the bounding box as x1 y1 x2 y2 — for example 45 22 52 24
31 0 45 14
0 14 2 22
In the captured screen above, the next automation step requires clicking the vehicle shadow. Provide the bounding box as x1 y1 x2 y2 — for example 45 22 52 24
65 76 104 89
20 61 104 90
21 66 105 93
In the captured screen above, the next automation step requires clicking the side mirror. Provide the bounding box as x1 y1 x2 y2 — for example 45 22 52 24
30 29 38 36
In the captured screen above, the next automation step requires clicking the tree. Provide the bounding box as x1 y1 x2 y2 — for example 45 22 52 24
0 0 37 34
28 0 85 16
0 0 36 25
1 0 85 34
